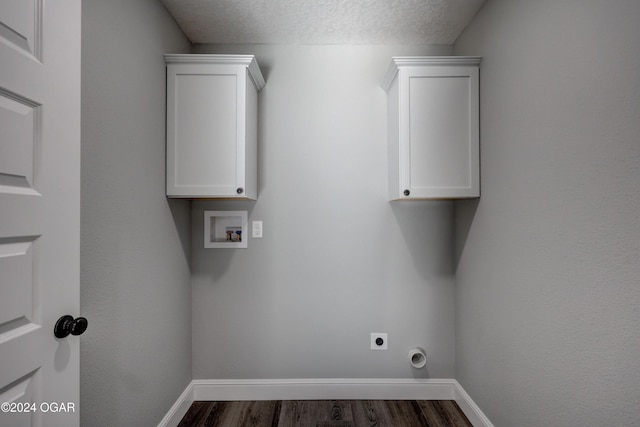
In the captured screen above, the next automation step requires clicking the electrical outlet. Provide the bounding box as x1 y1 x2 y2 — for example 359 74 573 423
370 333 388 350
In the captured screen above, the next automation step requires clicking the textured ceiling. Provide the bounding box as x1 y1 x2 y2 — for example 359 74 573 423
161 0 485 45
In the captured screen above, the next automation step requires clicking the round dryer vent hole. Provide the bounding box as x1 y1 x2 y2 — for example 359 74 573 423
409 348 427 369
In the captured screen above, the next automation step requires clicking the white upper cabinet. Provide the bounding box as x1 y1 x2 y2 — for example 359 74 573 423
382 57 481 200
165 54 265 199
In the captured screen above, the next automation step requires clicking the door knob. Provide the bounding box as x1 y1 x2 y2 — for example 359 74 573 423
54 315 88 338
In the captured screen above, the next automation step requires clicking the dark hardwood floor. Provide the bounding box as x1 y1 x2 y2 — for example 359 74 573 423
178 400 473 426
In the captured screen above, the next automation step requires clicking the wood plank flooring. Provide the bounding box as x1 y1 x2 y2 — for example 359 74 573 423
178 400 473 427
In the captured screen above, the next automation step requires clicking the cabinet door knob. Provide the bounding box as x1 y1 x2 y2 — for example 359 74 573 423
236 187 244 195
403 189 411 196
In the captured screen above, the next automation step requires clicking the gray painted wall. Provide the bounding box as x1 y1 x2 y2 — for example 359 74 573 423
190 44 458 379
81 0 192 425
454 1 640 426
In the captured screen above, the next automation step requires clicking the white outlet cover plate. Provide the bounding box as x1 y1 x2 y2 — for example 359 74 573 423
371 333 388 350
252 220 263 238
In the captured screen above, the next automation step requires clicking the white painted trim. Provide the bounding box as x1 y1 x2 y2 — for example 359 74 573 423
157 382 195 427
381 56 482 90
453 380 495 427
158 379 493 427
192 378 455 401
163 54 265 90
392 56 482 67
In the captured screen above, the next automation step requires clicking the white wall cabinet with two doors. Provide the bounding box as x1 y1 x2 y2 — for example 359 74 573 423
165 54 265 199
383 57 481 200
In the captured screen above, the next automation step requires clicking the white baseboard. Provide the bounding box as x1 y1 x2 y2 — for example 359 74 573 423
157 382 195 427
453 380 495 427
192 378 456 401
158 378 492 427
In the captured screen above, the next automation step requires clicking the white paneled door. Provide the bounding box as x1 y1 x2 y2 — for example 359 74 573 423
0 1 81 426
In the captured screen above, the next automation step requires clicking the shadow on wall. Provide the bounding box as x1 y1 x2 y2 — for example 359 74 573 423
390 200 455 279
168 198 192 267
453 198 480 271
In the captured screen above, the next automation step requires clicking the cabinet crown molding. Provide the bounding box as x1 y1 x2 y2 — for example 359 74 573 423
381 56 482 91
164 54 265 91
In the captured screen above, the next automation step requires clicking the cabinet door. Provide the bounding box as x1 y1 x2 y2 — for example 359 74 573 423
166 64 248 198
401 65 479 198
